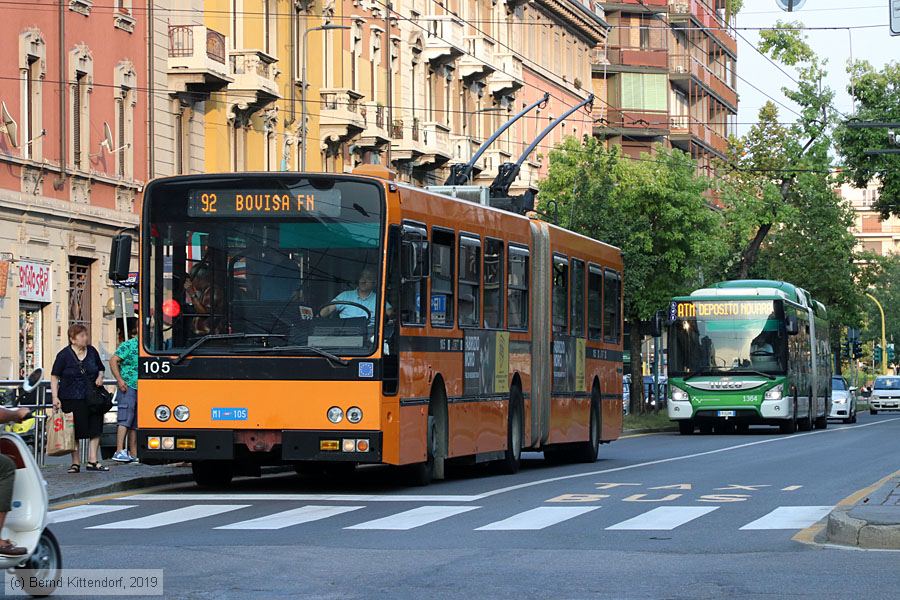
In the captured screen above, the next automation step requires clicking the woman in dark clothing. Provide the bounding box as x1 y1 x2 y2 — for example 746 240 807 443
50 324 109 472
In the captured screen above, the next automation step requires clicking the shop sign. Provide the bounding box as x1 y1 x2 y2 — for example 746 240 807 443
18 261 52 303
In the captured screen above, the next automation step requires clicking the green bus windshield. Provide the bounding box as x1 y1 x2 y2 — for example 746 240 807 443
668 300 787 377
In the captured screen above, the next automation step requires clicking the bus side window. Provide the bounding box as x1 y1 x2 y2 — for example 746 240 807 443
458 235 481 328
603 269 621 342
552 254 569 334
484 238 504 329
383 225 400 395
571 258 585 337
431 228 454 328
400 222 428 326
587 265 602 340
508 247 529 331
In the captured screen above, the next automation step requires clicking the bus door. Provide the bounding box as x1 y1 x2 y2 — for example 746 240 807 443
529 220 552 446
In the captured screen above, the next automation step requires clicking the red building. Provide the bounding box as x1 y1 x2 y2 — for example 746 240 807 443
0 1 146 378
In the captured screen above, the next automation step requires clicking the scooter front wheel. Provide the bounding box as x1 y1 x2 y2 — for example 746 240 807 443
18 528 62 597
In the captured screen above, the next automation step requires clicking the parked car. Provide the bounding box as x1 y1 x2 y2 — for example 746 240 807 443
829 375 857 423
870 375 900 414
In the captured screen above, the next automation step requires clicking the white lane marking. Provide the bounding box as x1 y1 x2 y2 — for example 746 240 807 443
117 418 900 506
215 505 364 530
476 507 599 531
739 506 833 530
87 504 249 530
127 493 482 502
50 504 137 524
345 506 479 530
782 485 803 491
606 506 718 530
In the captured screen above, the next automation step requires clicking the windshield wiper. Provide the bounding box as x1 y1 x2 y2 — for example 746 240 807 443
683 368 717 381
727 369 776 380
173 333 286 365
231 344 349 366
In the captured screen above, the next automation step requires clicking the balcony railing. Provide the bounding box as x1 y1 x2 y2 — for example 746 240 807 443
669 115 728 156
391 119 404 139
168 25 227 64
669 0 736 54
596 108 669 131
607 46 668 69
669 53 738 110
421 15 465 62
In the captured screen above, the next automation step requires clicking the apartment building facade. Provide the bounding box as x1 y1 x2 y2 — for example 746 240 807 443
0 1 146 379
841 181 900 258
592 0 737 174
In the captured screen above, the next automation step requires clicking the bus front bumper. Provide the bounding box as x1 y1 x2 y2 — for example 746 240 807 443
137 429 383 463
668 398 792 422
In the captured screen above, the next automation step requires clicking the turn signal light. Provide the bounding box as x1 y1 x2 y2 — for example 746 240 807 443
320 440 340 451
147 436 161 450
355 439 370 452
176 438 196 449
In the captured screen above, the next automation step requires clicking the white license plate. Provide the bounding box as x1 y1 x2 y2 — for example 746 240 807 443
717 410 736 417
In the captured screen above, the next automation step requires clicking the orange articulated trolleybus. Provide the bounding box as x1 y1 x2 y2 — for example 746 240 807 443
131 166 624 486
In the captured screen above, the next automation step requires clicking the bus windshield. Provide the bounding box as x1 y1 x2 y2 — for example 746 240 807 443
144 176 384 357
668 300 787 377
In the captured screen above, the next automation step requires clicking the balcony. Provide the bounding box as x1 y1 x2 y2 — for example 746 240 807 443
459 37 496 80
228 50 280 104
357 102 390 149
450 134 486 174
166 25 232 93
419 122 452 166
606 46 668 71
319 88 365 143
668 0 737 56
421 15 465 63
669 115 728 158
486 53 524 96
391 116 424 162
477 148 513 182
594 108 669 137
669 53 737 111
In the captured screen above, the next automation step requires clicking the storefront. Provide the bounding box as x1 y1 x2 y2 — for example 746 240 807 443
16 260 51 379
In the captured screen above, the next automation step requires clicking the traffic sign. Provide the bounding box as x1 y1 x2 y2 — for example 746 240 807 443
892 0 900 36
775 0 807 11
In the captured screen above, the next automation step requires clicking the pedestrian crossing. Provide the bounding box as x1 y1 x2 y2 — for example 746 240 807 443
51 502 834 534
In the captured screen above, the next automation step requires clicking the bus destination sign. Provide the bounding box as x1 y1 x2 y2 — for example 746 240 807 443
672 300 774 320
187 187 342 218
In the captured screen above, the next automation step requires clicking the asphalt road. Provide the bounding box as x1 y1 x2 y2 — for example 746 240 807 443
48 413 900 599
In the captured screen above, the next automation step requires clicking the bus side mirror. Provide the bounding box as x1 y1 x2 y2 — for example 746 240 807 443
401 239 429 281
785 315 799 336
109 234 132 282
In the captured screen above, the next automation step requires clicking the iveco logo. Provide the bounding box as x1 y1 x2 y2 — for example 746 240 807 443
710 381 743 390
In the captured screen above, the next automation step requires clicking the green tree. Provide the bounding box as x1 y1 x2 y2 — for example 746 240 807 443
861 254 900 352
538 138 725 413
834 61 900 219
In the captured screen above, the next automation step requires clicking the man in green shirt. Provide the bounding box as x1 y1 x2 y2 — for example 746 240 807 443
109 326 139 463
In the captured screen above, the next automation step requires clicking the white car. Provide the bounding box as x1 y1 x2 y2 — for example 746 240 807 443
829 376 856 423
870 376 900 414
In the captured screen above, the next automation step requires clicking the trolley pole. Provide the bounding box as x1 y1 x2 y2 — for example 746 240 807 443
865 292 888 375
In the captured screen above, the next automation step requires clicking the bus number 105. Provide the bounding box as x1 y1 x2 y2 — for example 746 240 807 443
142 360 172 375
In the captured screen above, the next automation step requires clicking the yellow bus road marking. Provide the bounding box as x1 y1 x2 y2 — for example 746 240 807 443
792 468 900 546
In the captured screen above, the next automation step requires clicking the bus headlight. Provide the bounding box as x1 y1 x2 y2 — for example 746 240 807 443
671 388 689 402
346 407 363 424
173 405 190 422
764 387 783 401
327 406 344 424
155 405 171 422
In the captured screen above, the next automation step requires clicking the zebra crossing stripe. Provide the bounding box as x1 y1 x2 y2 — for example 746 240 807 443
87 504 250 530
606 506 719 530
346 506 480 530
216 505 365 530
476 507 599 531
739 506 833 530
51 505 137 524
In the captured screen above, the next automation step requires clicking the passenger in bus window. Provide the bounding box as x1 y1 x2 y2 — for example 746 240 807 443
184 264 223 334
320 267 391 326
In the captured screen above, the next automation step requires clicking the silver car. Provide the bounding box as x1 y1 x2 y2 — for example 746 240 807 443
870 375 900 414
829 376 856 423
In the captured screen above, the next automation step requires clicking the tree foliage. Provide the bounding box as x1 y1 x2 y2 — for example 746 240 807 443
834 61 900 219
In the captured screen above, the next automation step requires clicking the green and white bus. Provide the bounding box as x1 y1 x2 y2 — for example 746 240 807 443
666 280 832 435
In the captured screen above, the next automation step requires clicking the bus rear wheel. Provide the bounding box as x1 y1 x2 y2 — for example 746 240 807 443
779 400 798 434
799 398 813 432
191 460 234 488
678 420 694 435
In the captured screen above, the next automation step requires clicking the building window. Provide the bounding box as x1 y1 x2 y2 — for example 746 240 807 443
68 257 92 330
72 71 88 171
430 228 454 327
22 56 42 160
552 255 568 334
116 85 134 178
351 22 362 91
458 235 481 328
483 238 504 329
507 246 529 331
620 73 667 112
263 0 275 55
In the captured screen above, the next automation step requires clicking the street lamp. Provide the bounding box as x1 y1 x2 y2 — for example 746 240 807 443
300 24 350 172
866 292 889 375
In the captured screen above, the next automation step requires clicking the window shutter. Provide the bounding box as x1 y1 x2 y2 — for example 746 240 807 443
73 76 81 168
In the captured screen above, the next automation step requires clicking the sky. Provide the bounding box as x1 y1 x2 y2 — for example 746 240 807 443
734 0 896 136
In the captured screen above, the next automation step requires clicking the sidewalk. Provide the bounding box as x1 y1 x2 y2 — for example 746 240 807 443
44 461 195 506
826 471 900 550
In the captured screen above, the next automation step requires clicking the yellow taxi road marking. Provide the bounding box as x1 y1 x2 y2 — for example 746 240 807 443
782 485 803 491
792 468 900 546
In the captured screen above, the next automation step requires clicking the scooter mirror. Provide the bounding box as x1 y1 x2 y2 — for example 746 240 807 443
22 368 43 393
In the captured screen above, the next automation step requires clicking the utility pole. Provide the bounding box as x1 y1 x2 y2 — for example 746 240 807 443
385 2 393 166
866 292 889 375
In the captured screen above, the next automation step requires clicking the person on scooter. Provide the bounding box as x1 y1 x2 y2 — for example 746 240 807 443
0 405 30 557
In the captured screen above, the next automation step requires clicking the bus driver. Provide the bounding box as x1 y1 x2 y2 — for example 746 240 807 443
320 267 391 326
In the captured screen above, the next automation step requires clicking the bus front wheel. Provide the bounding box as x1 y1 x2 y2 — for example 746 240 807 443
191 460 234 488
497 386 524 474
779 400 798 434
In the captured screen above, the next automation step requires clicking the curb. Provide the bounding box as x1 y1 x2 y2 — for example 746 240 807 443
623 426 678 435
825 473 900 550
